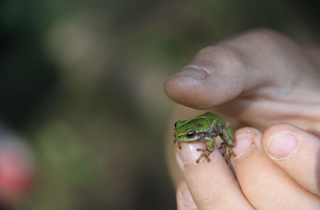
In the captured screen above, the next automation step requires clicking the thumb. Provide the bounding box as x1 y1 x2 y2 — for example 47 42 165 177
164 29 320 109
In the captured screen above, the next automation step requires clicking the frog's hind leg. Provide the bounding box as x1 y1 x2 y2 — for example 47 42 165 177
219 142 236 163
219 122 234 147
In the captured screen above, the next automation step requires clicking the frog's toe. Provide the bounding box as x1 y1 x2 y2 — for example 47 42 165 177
196 148 213 163
196 153 205 163
219 143 236 163
197 148 206 152
219 142 227 149
196 153 211 163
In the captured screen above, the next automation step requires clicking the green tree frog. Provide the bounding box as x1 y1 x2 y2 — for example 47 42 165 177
174 112 236 163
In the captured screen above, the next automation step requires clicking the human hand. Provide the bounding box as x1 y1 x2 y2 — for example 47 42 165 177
164 29 320 209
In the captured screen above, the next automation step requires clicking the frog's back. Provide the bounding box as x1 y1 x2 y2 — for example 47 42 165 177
175 114 206 131
175 112 222 131
204 112 223 124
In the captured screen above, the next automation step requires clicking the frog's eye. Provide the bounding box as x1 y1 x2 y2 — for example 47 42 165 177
186 130 195 138
174 122 177 128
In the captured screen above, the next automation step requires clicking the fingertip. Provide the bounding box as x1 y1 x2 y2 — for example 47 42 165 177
164 45 246 109
261 123 320 196
232 127 261 160
164 76 209 109
260 123 300 159
174 141 224 171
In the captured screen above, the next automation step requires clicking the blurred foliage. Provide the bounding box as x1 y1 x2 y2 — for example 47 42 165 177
0 0 317 209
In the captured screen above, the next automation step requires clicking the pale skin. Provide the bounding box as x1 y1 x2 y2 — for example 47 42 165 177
164 29 320 209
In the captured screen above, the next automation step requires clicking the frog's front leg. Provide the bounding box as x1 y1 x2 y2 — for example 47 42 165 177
196 140 215 163
174 139 182 149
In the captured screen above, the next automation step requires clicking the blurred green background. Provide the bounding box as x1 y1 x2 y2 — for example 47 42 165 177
0 0 318 209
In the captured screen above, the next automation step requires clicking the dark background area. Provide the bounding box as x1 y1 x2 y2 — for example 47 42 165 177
0 0 318 209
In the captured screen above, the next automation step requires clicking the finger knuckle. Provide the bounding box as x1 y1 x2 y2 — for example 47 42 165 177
196 45 245 78
234 28 300 55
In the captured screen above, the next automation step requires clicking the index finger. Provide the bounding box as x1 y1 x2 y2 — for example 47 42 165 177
174 141 253 210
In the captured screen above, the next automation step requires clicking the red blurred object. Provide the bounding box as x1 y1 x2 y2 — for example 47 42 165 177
0 127 35 208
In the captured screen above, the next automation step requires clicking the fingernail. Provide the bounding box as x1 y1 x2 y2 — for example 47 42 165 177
172 65 209 80
267 133 299 160
232 133 254 157
179 184 196 207
176 142 204 169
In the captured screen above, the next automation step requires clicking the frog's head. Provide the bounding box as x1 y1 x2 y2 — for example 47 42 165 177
174 120 203 143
